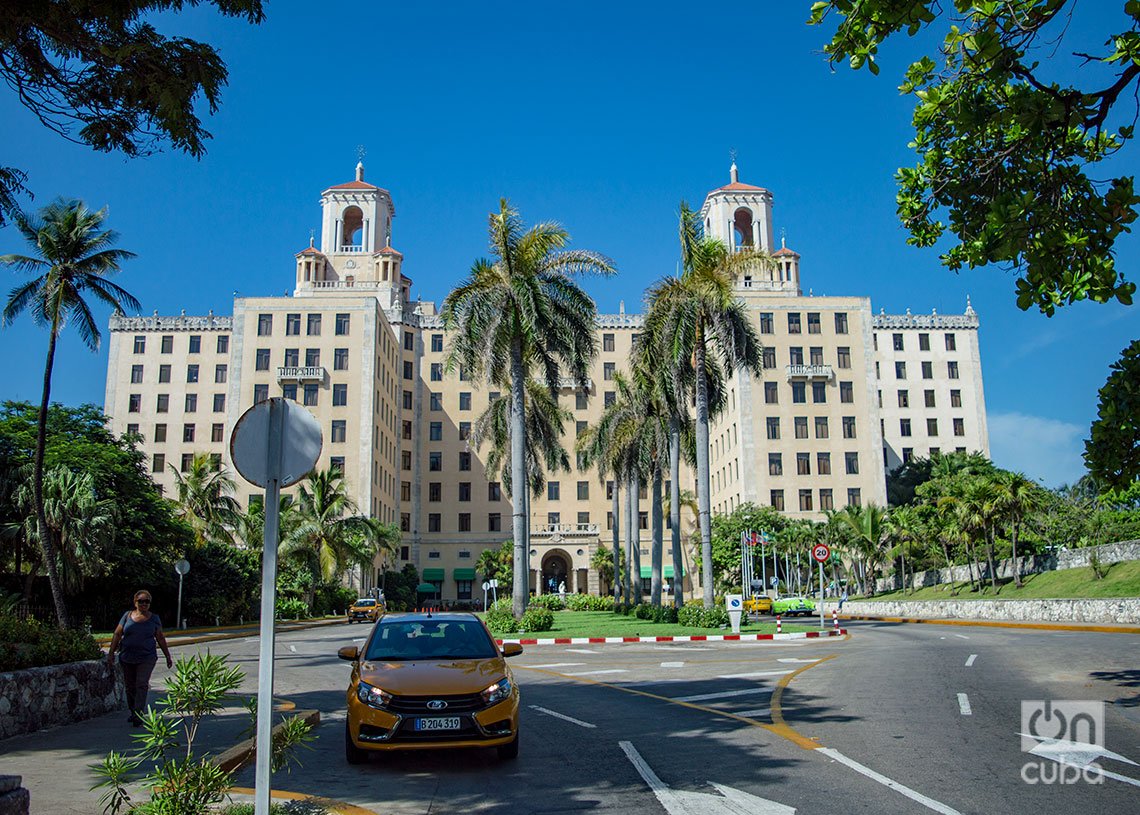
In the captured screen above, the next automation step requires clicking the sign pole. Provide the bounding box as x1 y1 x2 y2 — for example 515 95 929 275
176 571 184 630
254 401 283 815
819 560 825 629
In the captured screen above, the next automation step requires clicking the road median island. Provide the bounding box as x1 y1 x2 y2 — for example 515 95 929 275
825 600 1140 633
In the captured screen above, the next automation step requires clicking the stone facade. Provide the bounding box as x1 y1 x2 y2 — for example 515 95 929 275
0 659 124 740
875 540 1140 593
825 597 1140 624
0 777 29 815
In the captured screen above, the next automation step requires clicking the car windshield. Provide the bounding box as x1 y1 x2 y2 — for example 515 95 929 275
355 599 376 606
365 620 498 661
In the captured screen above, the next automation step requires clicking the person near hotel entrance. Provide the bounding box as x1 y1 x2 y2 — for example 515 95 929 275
106 590 173 726
558 580 566 600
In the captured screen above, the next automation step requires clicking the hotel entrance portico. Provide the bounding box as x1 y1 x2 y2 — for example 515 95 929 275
528 523 599 596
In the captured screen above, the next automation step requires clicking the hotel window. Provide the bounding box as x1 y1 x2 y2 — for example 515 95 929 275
762 347 776 369
331 420 346 443
403 361 413 380
255 349 270 371
161 335 173 354
764 382 778 404
948 361 959 379
185 393 197 412
840 381 853 403
954 418 965 436
836 347 850 369
895 361 907 379
834 312 848 334
576 420 587 436
211 423 224 443
430 392 442 411
154 424 167 442
638 512 648 530
279 348 297 368
810 346 824 365
187 364 202 383
428 514 441 532
429 422 442 441
845 452 859 474
578 512 590 525
759 312 773 334
157 364 171 384
183 424 195 443
304 348 320 367
945 333 957 351
927 418 939 435
925 389 936 407
900 418 912 436
819 489 834 511
453 482 469 502
430 363 443 381
898 390 909 408
282 384 297 400
335 313 350 335
842 416 857 438
488 482 501 501
930 447 940 457
770 489 785 510
283 313 299 335
892 333 904 351
787 313 802 334
460 392 472 411
126 423 139 436
604 391 616 407
797 453 811 475
133 335 146 353
950 389 962 407
575 391 588 410
334 348 348 370
330 456 344 472
903 447 914 463
606 481 614 500
488 513 502 532
604 362 615 380
253 384 268 404
402 450 412 470
333 384 347 406
550 512 563 527
768 453 783 476
306 314 321 335
429 483 441 502
919 333 930 351
606 512 613 530
403 390 413 410
548 481 560 500
817 452 831 475
812 381 827 403
404 331 414 351
402 420 412 440
130 364 144 384
766 417 780 440
459 451 471 471
430 333 443 352
921 361 933 379
458 514 472 533
217 335 229 353
215 364 227 384
188 335 201 353
577 481 590 500
303 384 318 406
799 489 813 511
459 421 471 440
847 488 861 507
603 333 615 352
180 453 193 472
807 313 821 334
213 393 225 412
152 453 165 473
791 382 806 403
401 482 411 501
794 416 808 439
789 347 804 366
155 394 168 413
815 416 829 438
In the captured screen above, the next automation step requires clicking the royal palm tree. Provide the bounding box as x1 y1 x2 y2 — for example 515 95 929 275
840 503 890 596
169 452 241 549
886 505 922 594
443 200 615 616
2 200 139 627
994 471 1045 588
647 202 767 606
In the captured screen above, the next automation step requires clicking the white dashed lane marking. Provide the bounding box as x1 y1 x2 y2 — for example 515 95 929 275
965 654 977 667
527 663 586 669
568 669 628 676
673 687 774 703
660 662 685 668
717 670 792 679
529 705 596 728
957 693 972 715
954 634 970 640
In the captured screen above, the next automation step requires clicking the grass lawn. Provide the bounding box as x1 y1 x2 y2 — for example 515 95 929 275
858 559 1140 603
482 610 819 638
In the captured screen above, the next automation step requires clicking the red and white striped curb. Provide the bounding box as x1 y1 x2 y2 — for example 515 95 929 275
495 629 847 646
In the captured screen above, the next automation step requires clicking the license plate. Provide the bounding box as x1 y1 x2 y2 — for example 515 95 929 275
414 716 461 731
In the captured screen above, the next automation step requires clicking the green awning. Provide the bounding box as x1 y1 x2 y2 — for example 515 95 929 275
639 565 684 579
453 568 476 580
415 583 437 593
421 568 445 581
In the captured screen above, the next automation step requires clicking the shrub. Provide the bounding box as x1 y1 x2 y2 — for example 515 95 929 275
0 614 102 672
565 593 614 611
634 603 655 620
519 606 555 632
313 584 358 616
275 598 309 620
677 603 731 629
652 605 679 624
528 594 566 611
484 599 518 634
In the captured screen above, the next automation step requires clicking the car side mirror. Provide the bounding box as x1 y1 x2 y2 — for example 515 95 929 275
337 645 359 661
501 643 523 658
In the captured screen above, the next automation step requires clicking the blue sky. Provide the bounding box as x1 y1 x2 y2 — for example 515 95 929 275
0 2 1135 489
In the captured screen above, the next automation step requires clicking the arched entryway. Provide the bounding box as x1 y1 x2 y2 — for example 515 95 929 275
541 549 572 595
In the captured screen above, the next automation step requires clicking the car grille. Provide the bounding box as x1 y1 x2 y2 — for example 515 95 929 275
386 692 486 714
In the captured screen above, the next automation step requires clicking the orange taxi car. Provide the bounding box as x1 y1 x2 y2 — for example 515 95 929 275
338 612 523 763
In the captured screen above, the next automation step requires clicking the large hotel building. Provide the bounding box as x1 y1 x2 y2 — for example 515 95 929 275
103 163 989 601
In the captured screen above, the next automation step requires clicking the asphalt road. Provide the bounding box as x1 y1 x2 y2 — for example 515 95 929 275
185 618 1140 814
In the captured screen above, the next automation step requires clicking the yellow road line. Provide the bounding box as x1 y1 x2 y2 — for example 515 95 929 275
229 786 378 815
840 614 1140 635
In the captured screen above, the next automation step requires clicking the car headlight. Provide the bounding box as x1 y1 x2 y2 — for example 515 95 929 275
357 680 392 710
481 677 512 706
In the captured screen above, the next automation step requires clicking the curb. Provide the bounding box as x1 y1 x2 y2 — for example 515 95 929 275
495 629 847 645
227 785 378 815
96 618 344 649
839 613 1140 634
212 708 321 773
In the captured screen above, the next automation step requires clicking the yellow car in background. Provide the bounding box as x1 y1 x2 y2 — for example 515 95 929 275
744 595 773 614
339 613 523 763
347 598 383 624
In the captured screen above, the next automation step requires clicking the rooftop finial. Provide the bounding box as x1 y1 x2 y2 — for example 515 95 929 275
355 145 366 181
309 229 315 248
729 148 739 183
780 227 787 249
965 295 975 315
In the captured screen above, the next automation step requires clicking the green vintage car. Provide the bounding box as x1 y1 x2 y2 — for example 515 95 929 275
772 596 816 617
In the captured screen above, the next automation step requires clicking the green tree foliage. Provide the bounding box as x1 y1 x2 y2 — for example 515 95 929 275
1084 339 1140 490
475 539 514 595
709 504 789 592
168 452 240 549
0 1 266 225
810 1 1140 313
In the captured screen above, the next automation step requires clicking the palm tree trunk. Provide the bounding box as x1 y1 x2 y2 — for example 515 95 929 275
1011 519 1023 588
669 421 683 609
611 480 621 602
650 464 663 607
985 528 998 593
624 473 634 607
631 471 642 601
693 327 714 608
35 326 69 629
509 341 529 618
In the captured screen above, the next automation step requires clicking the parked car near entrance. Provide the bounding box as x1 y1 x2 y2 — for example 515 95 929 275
772 596 816 617
339 613 523 763
347 598 383 623
744 595 773 614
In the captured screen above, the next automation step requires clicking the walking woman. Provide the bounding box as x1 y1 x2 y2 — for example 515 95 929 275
106 590 173 725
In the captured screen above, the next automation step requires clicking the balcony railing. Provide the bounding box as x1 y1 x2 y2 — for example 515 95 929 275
531 523 599 538
306 280 382 290
557 376 594 391
785 364 834 380
338 244 366 253
277 366 325 383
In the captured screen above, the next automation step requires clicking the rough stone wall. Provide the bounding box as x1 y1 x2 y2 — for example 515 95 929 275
826 598 1140 624
876 540 1140 593
0 777 29 815
0 659 124 741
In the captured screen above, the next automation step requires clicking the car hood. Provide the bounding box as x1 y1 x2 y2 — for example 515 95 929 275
359 657 509 695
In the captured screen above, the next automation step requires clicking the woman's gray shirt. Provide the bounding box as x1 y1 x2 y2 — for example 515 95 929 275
118 612 162 664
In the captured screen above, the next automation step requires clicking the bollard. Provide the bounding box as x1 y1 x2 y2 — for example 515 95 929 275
833 608 839 630
776 615 782 634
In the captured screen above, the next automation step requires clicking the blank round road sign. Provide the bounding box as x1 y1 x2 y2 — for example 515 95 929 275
230 398 322 488
812 544 831 563
174 559 190 576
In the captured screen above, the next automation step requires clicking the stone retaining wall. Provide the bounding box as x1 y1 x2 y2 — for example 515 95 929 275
0 660 124 741
0 777 29 815
825 597 1140 624
875 539 1140 593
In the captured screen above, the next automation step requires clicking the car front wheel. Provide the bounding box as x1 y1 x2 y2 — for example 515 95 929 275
345 722 368 765
497 728 519 760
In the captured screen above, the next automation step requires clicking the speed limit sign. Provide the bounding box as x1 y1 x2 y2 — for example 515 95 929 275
812 543 831 563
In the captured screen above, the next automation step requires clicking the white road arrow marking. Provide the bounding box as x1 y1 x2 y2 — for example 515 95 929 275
621 741 796 814
1021 735 1140 788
